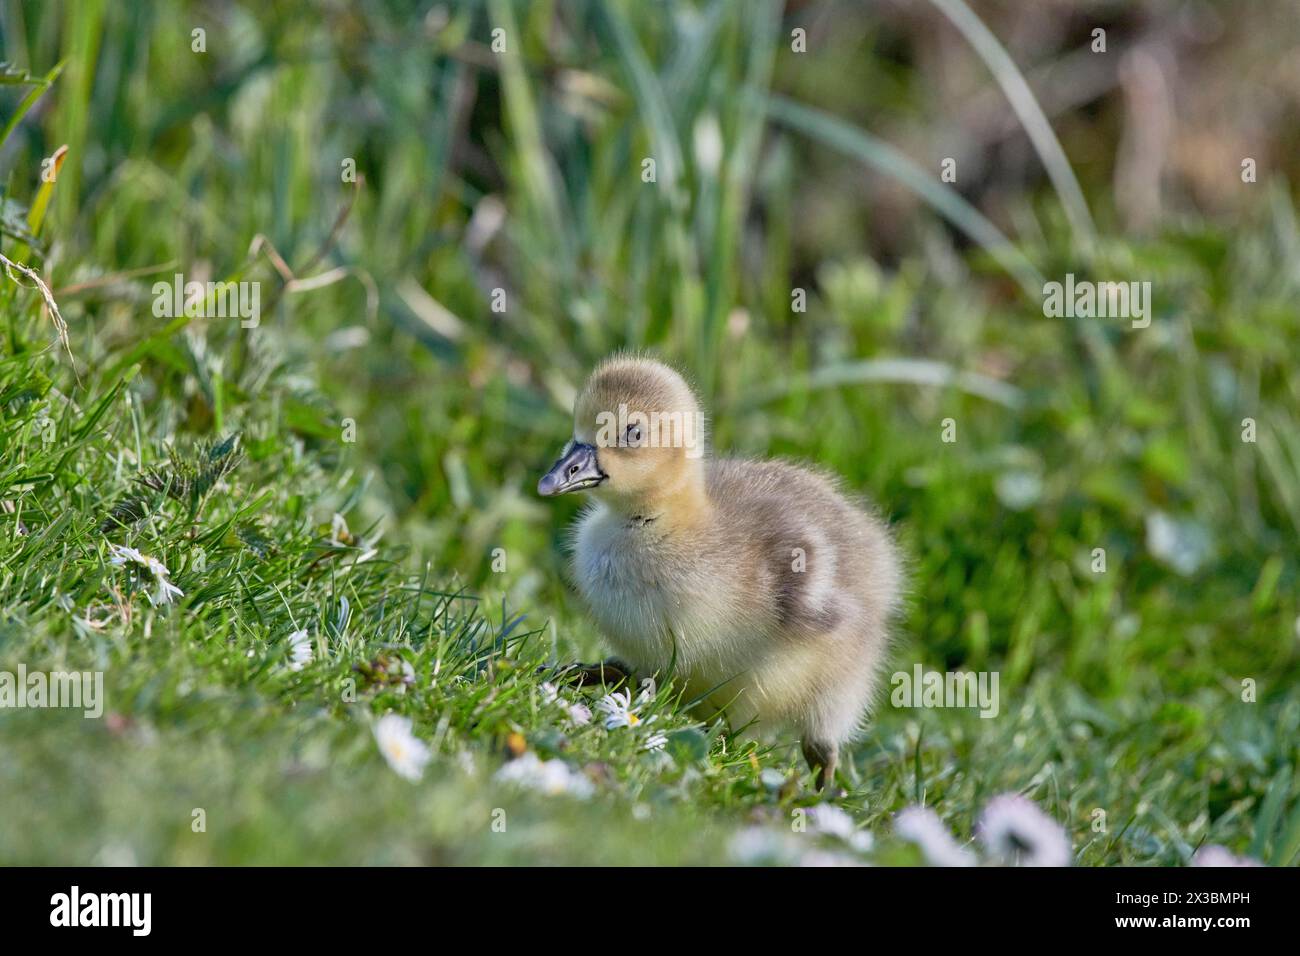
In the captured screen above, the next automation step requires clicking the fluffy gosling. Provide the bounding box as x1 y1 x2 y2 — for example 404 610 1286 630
539 355 902 789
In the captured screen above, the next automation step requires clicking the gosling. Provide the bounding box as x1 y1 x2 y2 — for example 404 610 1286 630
539 355 902 789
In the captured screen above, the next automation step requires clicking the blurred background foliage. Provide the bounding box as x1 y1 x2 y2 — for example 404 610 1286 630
2 0 1298 746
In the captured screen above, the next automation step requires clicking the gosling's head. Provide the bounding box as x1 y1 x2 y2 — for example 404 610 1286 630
538 356 708 513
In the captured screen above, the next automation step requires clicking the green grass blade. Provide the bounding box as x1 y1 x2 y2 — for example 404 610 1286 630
928 0 1096 247
599 0 686 204
766 94 1044 300
1272 795 1300 866
1250 765 1291 860
487 0 573 267
736 357 1025 411
0 59 64 149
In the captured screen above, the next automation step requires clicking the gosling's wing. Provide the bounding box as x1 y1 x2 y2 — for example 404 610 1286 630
707 458 875 637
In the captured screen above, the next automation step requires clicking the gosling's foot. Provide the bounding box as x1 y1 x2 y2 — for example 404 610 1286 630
556 658 633 688
802 739 841 796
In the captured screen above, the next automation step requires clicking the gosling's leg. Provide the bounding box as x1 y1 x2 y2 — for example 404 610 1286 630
801 738 839 793
563 658 633 688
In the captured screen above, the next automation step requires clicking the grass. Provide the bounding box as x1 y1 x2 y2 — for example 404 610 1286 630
1 0 1298 865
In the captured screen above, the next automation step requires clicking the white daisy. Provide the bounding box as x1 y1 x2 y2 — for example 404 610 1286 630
455 750 476 776
798 849 865 867
373 714 431 782
539 682 593 727
807 804 874 853
108 544 148 568
643 730 669 752
598 687 648 729
494 752 594 799
108 544 184 606
286 629 313 671
329 513 378 563
151 578 184 606
977 793 1072 867
894 805 976 867
366 656 416 693
329 512 352 547
1192 845 1262 867
729 826 801 865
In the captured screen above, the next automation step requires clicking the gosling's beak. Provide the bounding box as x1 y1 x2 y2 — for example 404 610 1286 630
538 442 606 497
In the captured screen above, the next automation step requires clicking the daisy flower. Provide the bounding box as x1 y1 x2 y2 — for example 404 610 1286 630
598 687 651 729
329 513 378 564
807 804 873 854
329 512 353 547
286 629 313 671
455 750 476 776
798 849 865 867
643 730 669 752
894 806 976 867
977 793 1072 867
540 681 560 704
373 714 431 782
108 544 148 569
729 826 801 865
152 578 184 606
1192 845 1262 867
732 824 865 866
108 544 184 606
540 682 593 727
494 752 594 799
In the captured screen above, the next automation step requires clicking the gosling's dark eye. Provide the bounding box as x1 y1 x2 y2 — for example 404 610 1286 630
625 424 642 446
